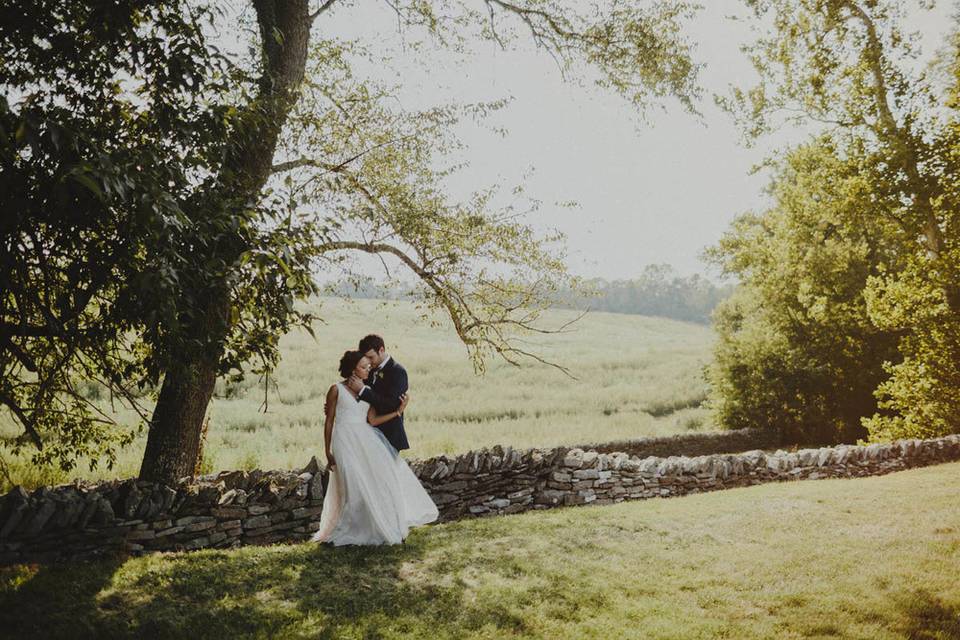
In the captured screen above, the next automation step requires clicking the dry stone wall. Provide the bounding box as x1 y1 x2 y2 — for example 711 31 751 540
1 434 959 565
412 434 960 519
574 427 784 459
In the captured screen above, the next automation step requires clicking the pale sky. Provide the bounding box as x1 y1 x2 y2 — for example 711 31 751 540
321 1 955 281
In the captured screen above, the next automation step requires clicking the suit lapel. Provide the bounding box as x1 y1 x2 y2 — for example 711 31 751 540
372 358 394 388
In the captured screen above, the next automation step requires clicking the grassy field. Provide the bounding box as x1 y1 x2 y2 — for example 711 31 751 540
2 297 715 489
2 462 959 639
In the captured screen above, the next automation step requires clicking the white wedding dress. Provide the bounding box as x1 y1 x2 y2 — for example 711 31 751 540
311 382 439 545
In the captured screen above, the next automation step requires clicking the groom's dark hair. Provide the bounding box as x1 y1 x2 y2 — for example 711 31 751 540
358 334 385 354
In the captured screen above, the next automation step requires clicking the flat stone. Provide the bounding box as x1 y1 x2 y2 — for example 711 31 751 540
437 480 468 493
23 500 57 535
534 490 566 505
308 473 325 501
291 506 323 520
243 520 301 538
0 502 29 539
126 530 156 541
562 449 584 468
211 506 247 520
181 537 210 551
430 493 458 507
175 515 216 526
243 515 271 529
183 520 216 533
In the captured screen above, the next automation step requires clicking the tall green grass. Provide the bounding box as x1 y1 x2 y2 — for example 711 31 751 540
1 298 714 489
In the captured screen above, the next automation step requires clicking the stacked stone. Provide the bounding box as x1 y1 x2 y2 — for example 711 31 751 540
578 427 783 459
413 434 960 521
410 445 569 520
2 434 959 566
0 463 326 565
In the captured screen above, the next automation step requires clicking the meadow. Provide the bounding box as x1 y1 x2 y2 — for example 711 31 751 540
3 460 958 639
1 297 716 490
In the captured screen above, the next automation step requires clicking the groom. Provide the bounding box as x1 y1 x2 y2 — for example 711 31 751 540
347 334 409 453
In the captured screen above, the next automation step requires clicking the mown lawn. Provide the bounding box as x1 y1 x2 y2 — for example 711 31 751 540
2 463 959 640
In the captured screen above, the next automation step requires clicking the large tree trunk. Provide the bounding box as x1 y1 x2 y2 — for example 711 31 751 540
139 355 219 483
139 0 312 485
139 286 230 483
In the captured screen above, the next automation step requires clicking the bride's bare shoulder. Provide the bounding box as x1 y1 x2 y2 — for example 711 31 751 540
326 383 339 399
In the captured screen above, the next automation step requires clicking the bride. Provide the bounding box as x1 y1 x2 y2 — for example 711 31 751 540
311 350 438 545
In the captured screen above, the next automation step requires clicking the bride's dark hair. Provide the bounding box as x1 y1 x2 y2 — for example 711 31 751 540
338 350 365 378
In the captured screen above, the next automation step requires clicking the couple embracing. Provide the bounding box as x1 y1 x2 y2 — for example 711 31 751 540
311 334 439 546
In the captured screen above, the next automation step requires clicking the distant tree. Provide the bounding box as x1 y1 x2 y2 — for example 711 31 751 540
554 265 733 323
3 0 703 484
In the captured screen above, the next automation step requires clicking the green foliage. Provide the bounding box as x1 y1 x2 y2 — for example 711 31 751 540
383 0 702 112
858 33 960 441
0 0 231 469
710 1 960 443
706 140 903 443
863 258 960 441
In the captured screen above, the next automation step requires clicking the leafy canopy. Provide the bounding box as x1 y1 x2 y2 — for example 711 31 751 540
2 0 703 470
710 0 960 442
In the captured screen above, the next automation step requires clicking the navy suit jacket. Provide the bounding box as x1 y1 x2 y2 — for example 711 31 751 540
359 358 409 452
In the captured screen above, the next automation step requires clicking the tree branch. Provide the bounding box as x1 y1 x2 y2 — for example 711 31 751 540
271 133 418 174
0 390 43 450
310 0 338 21
319 239 576 377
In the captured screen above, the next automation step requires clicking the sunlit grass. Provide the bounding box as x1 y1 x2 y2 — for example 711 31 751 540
3 461 959 639
1 297 714 489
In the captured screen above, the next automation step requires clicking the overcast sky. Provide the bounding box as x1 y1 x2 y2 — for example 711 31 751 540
323 1 955 281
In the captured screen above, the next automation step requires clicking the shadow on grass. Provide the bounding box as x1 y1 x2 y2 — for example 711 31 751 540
896 590 960 640
0 532 527 640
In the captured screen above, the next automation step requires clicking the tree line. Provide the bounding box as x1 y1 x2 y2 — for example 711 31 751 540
560 267 735 324
325 265 735 325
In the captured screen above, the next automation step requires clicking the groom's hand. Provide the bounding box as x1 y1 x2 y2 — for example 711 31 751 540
346 375 364 394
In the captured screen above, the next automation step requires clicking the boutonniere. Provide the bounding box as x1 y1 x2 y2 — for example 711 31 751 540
376 370 385 381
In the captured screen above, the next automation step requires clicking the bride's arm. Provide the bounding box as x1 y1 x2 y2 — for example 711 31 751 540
324 385 338 467
367 393 409 427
